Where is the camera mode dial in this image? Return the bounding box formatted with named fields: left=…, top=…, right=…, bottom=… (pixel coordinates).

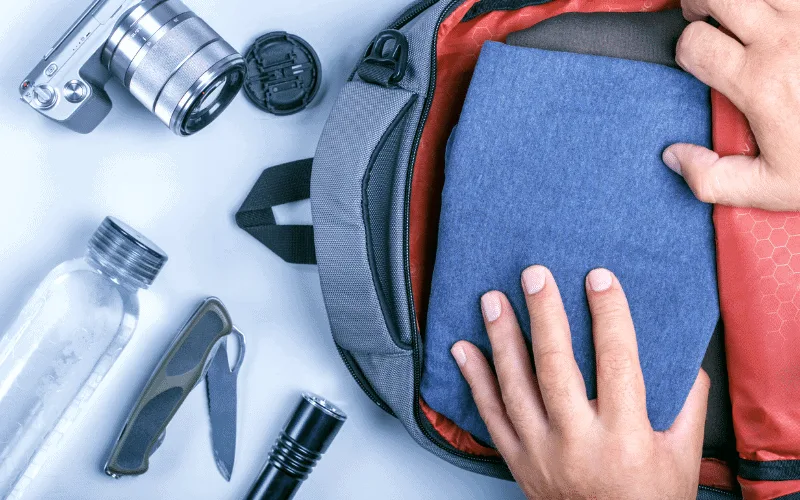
left=32, top=85, right=57, bottom=109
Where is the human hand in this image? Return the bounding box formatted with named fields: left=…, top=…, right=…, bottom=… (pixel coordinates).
left=450, top=266, right=710, bottom=500
left=662, top=0, right=800, bottom=211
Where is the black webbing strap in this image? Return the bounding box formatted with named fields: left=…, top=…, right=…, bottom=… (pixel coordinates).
left=739, top=458, right=800, bottom=482
left=236, top=158, right=316, bottom=265
left=357, top=64, right=398, bottom=87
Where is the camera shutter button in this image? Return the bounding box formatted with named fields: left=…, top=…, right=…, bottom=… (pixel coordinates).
left=32, top=85, right=57, bottom=109
left=64, top=80, right=87, bottom=103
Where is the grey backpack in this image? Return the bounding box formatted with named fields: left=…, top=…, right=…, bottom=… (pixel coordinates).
left=236, top=1, right=742, bottom=497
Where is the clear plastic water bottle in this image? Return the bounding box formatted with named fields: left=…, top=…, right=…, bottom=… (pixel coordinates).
left=0, top=217, right=167, bottom=499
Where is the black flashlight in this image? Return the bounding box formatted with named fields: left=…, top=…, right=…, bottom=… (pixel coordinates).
left=246, top=393, right=347, bottom=500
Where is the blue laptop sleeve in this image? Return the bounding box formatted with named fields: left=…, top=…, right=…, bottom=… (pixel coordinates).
left=421, top=42, right=719, bottom=445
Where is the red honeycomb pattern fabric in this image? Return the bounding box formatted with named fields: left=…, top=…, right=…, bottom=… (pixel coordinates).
left=734, top=210, right=800, bottom=329
left=713, top=91, right=800, bottom=499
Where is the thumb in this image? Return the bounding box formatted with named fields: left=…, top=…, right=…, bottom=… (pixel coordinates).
left=664, top=369, right=710, bottom=451
left=663, top=143, right=766, bottom=207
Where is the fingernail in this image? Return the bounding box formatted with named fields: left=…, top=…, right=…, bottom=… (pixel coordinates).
left=662, top=149, right=682, bottom=175
left=481, top=292, right=502, bottom=322
left=587, top=268, right=613, bottom=292
left=451, top=344, right=467, bottom=367
left=522, top=266, right=547, bottom=295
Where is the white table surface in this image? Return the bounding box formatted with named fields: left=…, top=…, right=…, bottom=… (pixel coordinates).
left=0, top=0, right=527, bottom=498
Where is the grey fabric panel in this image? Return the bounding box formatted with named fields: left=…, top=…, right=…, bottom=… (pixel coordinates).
left=506, top=10, right=688, bottom=69
left=343, top=2, right=451, bottom=351
left=381, top=0, right=457, bottom=346
left=364, top=101, right=414, bottom=348
left=367, top=3, right=455, bottom=352
left=311, top=0, right=451, bottom=353
left=311, top=0, right=515, bottom=479
left=343, top=0, right=456, bottom=350
left=311, top=81, right=414, bottom=355
left=353, top=350, right=512, bottom=479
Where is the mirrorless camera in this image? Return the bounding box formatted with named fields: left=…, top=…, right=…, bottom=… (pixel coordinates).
left=20, top=0, right=246, bottom=136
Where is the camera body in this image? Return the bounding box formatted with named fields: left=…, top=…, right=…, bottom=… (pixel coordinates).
left=20, top=0, right=246, bottom=136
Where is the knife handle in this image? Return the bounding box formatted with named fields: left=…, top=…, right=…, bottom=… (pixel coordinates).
left=105, top=297, right=233, bottom=478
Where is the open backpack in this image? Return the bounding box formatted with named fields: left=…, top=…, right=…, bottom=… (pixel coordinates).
left=235, top=1, right=800, bottom=498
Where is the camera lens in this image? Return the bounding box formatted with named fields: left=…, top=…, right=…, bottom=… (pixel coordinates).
left=102, top=0, right=245, bottom=136
left=177, top=63, right=244, bottom=135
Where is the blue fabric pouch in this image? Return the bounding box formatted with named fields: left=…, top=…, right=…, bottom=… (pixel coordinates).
left=420, top=42, right=719, bottom=445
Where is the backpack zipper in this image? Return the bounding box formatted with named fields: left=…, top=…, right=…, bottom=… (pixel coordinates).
left=335, top=1, right=441, bottom=420
left=400, top=0, right=506, bottom=466
left=389, top=0, right=444, bottom=30
left=343, top=0, right=497, bottom=460
left=335, top=343, right=396, bottom=416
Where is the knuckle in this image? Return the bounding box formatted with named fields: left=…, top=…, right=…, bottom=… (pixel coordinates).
left=534, top=346, right=569, bottom=380
left=773, top=28, right=795, bottom=52
left=606, top=440, right=649, bottom=473
left=535, top=352, right=574, bottom=396
left=502, top=390, right=531, bottom=422
left=678, top=22, right=739, bottom=77
left=691, top=145, right=721, bottom=166
left=747, top=74, right=784, bottom=111
left=559, top=460, right=586, bottom=487
left=506, top=401, right=530, bottom=422
left=556, top=428, right=579, bottom=454
left=680, top=0, right=704, bottom=22
left=487, top=334, right=513, bottom=359
left=558, top=419, right=590, bottom=447
left=467, top=376, right=498, bottom=408
left=591, top=295, right=628, bottom=319
left=474, top=397, right=505, bottom=424
left=531, top=296, right=566, bottom=323
left=675, top=22, right=704, bottom=65
left=596, top=344, right=636, bottom=379
left=689, top=172, right=718, bottom=204
left=557, top=433, right=594, bottom=480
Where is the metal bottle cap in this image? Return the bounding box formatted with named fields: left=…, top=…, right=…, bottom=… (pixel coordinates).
left=87, top=217, right=168, bottom=288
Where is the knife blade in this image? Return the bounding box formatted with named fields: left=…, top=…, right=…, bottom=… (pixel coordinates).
left=206, top=328, right=245, bottom=481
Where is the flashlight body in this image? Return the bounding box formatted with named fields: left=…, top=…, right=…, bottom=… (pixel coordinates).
left=246, top=394, right=346, bottom=500
left=246, top=463, right=301, bottom=500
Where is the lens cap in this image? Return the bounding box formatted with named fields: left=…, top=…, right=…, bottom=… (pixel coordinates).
left=243, top=32, right=321, bottom=116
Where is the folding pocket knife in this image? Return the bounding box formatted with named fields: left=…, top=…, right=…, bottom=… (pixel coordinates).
left=105, top=297, right=245, bottom=481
